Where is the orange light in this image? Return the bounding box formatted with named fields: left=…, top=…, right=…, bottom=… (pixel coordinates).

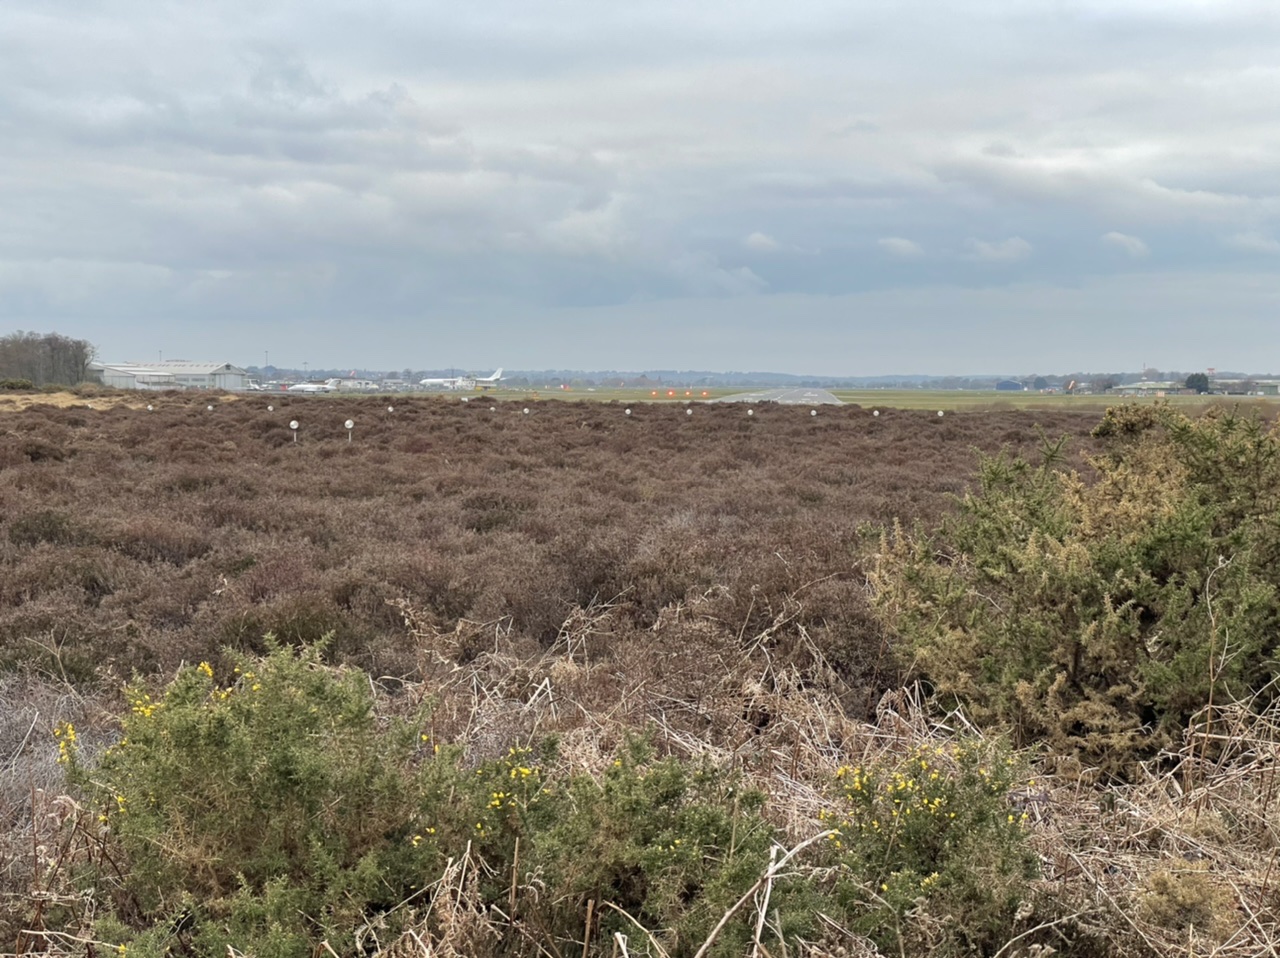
left=684, top=391, right=691, bottom=396
left=651, top=390, right=658, bottom=396
left=667, top=390, right=675, bottom=397
left=701, top=391, right=708, bottom=397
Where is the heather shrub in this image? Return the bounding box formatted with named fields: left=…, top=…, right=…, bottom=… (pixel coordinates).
left=107, top=518, right=212, bottom=565
left=873, top=405, right=1280, bottom=773
left=8, top=510, right=88, bottom=547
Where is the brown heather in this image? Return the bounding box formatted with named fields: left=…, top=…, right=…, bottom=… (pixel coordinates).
left=0, top=394, right=1099, bottom=686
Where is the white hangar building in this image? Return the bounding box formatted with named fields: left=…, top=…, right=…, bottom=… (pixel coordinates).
left=91, top=360, right=250, bottom=391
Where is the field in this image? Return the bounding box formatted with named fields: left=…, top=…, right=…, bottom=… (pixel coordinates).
left=2, top=391, right=1277, bottom=957
left=1, top=392, right=1095, bottom=683
left=394, top=384, right=1273, bottom=414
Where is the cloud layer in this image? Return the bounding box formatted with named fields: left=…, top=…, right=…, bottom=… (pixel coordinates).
left=3, top=1, right=1280, bottom=372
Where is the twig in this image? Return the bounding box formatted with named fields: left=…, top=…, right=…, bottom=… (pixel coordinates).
left=597, top=901, right=670, bottom=958
left=990, top=911, right=1087, bottom=958
left=692, top=831, right=834, bottom=958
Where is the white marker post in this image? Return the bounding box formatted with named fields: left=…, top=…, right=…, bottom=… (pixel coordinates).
left=625, top=408, right=631, bottom=416
left=938, top=410, right=944, bottom=418
left=811, top=409, right=817, bottom=417
left=345, top=418, right=354, bottom=442
left=267, top=405, right=274, bottom=412
left=387, top=406, right=395, bottom=414
left=873, top=410, right=879, bottom=417
left=289, top=419, right=299, bottom=443
left=747, top=409, right=754, bottom=417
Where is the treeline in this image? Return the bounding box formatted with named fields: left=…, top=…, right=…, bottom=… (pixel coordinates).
left=0, top=330, right=96, bottom=387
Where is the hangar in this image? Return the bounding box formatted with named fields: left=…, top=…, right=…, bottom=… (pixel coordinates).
left=91, top=360, right=250, bottom=391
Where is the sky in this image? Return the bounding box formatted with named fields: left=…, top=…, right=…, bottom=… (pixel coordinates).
left=3, top=0, right=1280, bottom=375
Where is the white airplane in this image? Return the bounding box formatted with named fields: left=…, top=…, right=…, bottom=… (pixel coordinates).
left=419, top=368, right=504, bottom=390
left=473, top=368, right=504, bottom=390
left=287, top=379, right=338, bottom=393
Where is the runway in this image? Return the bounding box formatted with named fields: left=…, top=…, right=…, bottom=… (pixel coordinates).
left=713, top=387, right=844, bottom=405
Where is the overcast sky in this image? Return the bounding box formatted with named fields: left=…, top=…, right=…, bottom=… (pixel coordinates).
left=4, top=1, right=1280, bottom=374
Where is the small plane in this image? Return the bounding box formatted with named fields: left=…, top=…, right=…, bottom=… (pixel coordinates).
left=286, top=379, right=339, bottom=393
left=419, top=368, right=504, bottom=391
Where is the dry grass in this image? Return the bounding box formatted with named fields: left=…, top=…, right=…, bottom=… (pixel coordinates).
left=8, top=590, right=1280, bottom=955
left=0, top=390, right=217, bottom=412
left=372, top=590, right=1280, bottom=957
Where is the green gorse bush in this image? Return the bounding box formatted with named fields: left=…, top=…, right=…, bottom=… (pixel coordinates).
left=70, top=643, right=437, bottom=957
left=823, top=738, right=1038, bottom=955
left=70, top=644, right=1031, bottom=957
left=873, top=404, right=1280, bottom=774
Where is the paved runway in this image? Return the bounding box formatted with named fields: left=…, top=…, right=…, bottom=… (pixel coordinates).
left=714, top=388, right=844, bottom=405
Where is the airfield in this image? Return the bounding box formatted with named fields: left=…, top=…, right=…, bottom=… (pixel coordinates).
left=421, top=384, right=1274, bottom=413
left=5, top=384, right=1272, bottom=419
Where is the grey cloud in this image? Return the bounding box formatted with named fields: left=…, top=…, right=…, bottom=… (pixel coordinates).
left=5, top=0, right=1280, bottom=370
left=878, top=238, right=924, bottom=258
left=743, top=232, right=780, bottom=252
left=1223, top=231, right=1280, bottom=255
left=1100, top=231, right=1150, bottom=257
left=964, top=237, right=1033, bottom=263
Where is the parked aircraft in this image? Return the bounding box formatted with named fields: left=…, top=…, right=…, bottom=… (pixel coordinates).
left=473, top=368, right=504, bottom=390
left=287, top=379, right=338, bottom=393
left=419, top=368, right=504, bottom=390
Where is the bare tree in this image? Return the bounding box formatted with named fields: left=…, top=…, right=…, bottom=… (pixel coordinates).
left=0, top=331, right=97, bottom=386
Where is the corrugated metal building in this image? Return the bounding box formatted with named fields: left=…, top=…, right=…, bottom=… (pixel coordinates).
left=91, top=361, right=250, bottom=391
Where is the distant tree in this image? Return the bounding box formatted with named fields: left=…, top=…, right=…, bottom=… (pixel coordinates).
left=1091, top=376, right=1119, bottom=393
left=0, top=331, right=96, bottom=387
left=1032, top=376, right=1049, bottom=391
left=1184, top=372, right=1210, bottom=394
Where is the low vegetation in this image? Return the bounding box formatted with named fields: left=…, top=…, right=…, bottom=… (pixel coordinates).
left=2, top=393, right=1278, bottom=956
left=875, top=404, right=1280, bottom=775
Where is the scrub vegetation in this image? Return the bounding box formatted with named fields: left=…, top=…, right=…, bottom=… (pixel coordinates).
left=1, top=392, right=1277, bottom=956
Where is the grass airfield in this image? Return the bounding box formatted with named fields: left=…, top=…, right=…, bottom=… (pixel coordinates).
left=6, top=386, right=1272, bottom=418
left=467, top=385, right=1273, bottom=413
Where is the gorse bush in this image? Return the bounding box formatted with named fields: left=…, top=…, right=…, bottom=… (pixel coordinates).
left=64, top=645, right=897, bottom=957
left=68, top=642, right=437, bottom=957
left=873, top=405, right=1280, bottom=774
left=524, top=742, right=823, bottom=958
left=822, top=739, right=1038, bottom=956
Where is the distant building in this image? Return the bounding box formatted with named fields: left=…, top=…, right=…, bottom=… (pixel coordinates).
left=995, top=380, right=1026, bottom=391
left=90, top=362, right=176, bottom=390
left=1215, top=380, right=1280, bottom=396
left=90, top=360, right=250, bottom=391
left=1112, top=381, right=1178, bottom=397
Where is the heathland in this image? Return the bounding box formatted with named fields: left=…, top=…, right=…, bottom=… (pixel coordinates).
left=2, top=390, right=1278, bottom=957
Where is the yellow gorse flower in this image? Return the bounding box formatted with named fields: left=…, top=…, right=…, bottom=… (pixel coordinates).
left=54, top=722, right=77, bottom=764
